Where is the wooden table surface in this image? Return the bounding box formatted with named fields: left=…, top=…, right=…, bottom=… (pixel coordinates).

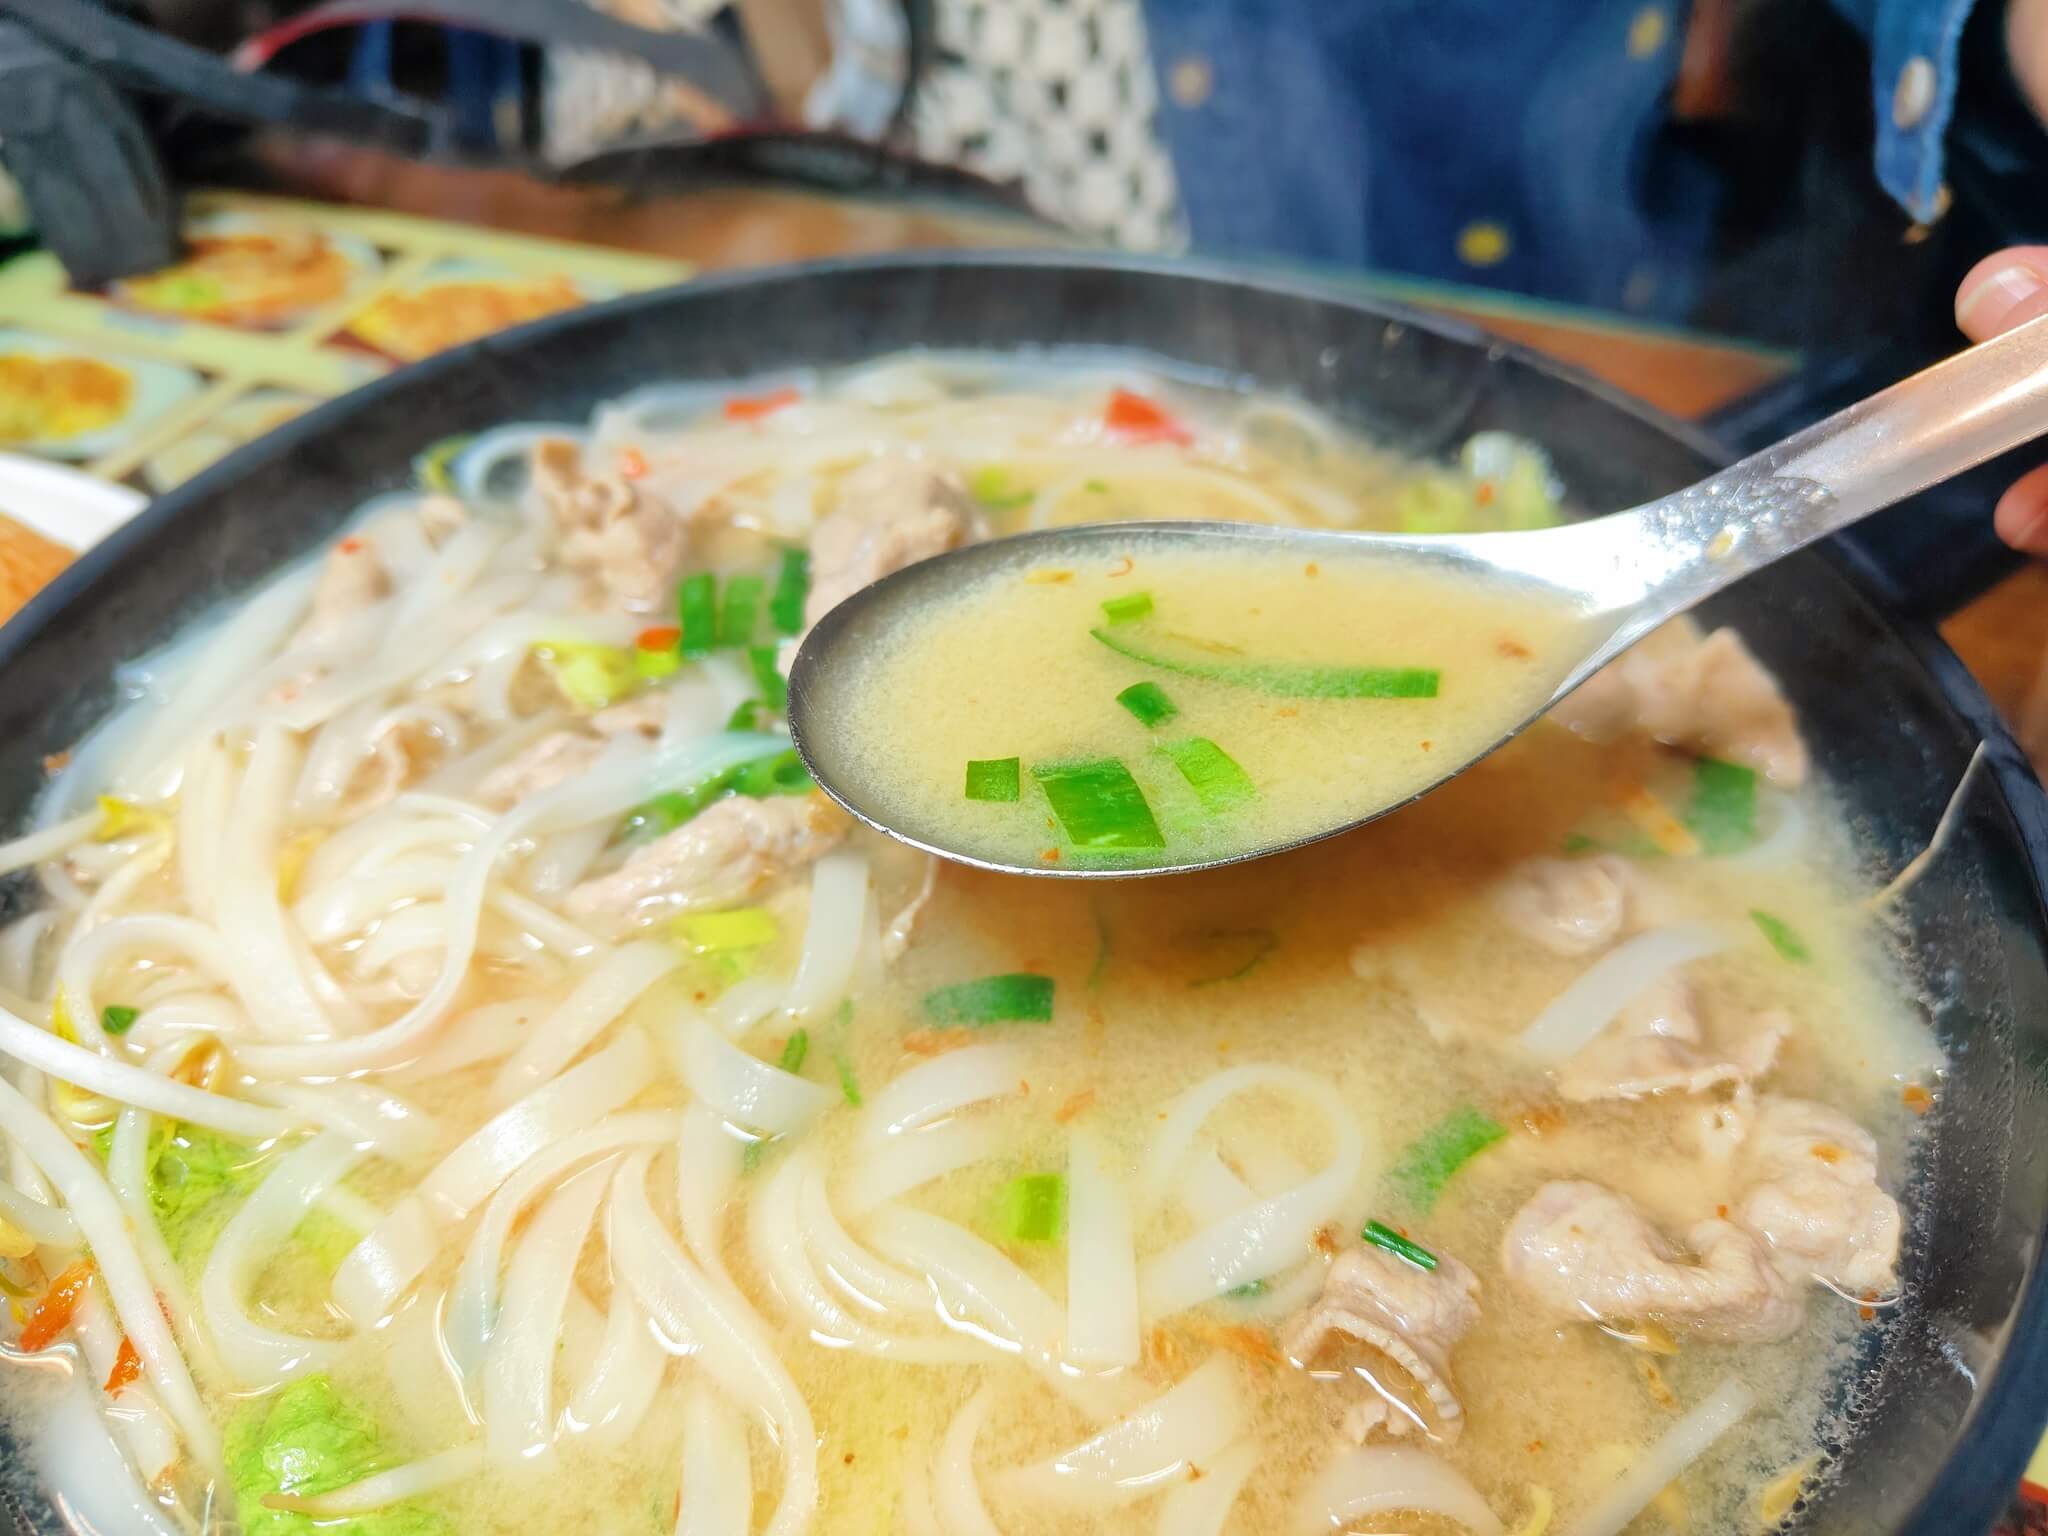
left=101, top=147, right=2048, bottom=768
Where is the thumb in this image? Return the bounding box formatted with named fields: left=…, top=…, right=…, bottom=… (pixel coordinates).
left=1957, top=246, right=2048, bottom=340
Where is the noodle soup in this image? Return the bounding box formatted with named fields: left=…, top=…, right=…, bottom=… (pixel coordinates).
left=0, top=360, right=1935, bottom=1536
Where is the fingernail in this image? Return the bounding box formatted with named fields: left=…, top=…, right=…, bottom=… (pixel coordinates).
left=1960, top=263, right=2048, bottom=331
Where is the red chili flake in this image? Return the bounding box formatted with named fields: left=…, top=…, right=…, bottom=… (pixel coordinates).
left=1103, top=388, right=1192, bottom=445
left=1474, top=480, right=1498, bottom=506
left=105, top=1334, right=142, bottom=1393
left=618, top=447, right=648, bottom=479
left=1042, top=847, right=1062, bottom=862
left=1107, top=555, right=1135, bottom=578
left=336, top=537, right=363, bottom=554
left=724, top=388, right=800, bottom=422
left=637, top=625, right=681, bottom=651
left=1902, top=1083, right=1933, bottom=1115
left=1497, top=637, right=1532, bottom=658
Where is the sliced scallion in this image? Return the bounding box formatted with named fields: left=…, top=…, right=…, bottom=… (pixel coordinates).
left=994, top=1173, right=1067, bottom=1242
left=834, top=1051, right=862, bottom=1106
left=769, top=547, right=810, bottom=635
left=1030, top=758, right=1164, bottom=849
left=100, top=1005, right=138, bottom=1036
left=1115, top=681, right=1177, bottom=729
left=677, top=573, right=718, bottom=657
left=674, top=908, right=778, bottom=953
left=747, top=644, right=788, bottom=711
left=1750, top=909, right=1809, bottom=962
left=964, top=757, right=1021, bottom=802
left=776, top=1029, right=809, bottom=1075
left=1388, top=1105, right=1507, bottom=1213
left=1100, top=591, right=1154, bottom=624
left=1157, top=737, right=1255, bottom=813
left=923, top=973, right=1054, bottom=1025
left=1687, top=758, right=1757, bottom=854
left=719, top=574, right=766, bottom=647
left=968, top=465, right=1033, bottom=511
left=1362, top=1219, right=1438, bottom=1271
left=1091, top=628, right=1438, bottom=699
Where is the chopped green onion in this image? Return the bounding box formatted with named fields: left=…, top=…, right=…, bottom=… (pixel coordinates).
left=742, top=1136, right=773, bottom=1174
left=1362, top=1219, right=1438, bottom=1271
left=747, top=644, right=788, bottom=712
left=1750, top=909, right=1810, bottom=963
left=677, top=573, right=719, bottom=657
left=994, top=1173, right=1067, bottom=1242
left=725, top=699, right=767, bottom=732
left=1561, top=831, right=1602, bottom=856
left=1091, top=628, right=1439, bottom=699
left=414, top=433, right=471, bottom=493
left=1225, top=1279, right=1268, bottom=1298
left=776, top=1029, right=809, bottom=1075
left=625, top=749, right=813, bottom=838
left=1157, top=737, right=1256, bottom=813
left=1030, top=758, right=1165, bottom=849
left=923, top=973, right=1055, bottom=1025
left=1388, top=1106, right=1508, bottom=1213
left=1100, top=591, right=1154, bottom=624
left=535, top=641, right=638, bottom=710
left=834, top=1050, right=862, bottom=1106
left=719, top=575, right=766, bottom=647
left=968, top=465, right=1033, bottom=511
left=1188, top=928, right=1276, bottom=987
left=1115, top=681, right=1178, bottom=729
left=1084, top=478, right=1109, bottom=493
left=1394, top=474, right=1476, bottom=534
left=769, top=547, right=810, bottom=635
left=964, top=758, right=1021, bottom=802
left=1687, top=758, right=1757, bottom=854
left=100, top=1005, right=138, bottom=1036
left=674, top=908, right=778, bottom=953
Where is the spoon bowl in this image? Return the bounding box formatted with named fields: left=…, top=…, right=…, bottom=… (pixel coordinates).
left=789, top=311, right=2048, bottom=877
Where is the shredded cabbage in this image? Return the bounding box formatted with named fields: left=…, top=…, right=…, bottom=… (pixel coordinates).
left=225, top=1374, right=451, bottom=1536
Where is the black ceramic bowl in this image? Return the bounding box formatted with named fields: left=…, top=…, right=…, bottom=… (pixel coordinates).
left=1, top=254, right=2044, bottom=1534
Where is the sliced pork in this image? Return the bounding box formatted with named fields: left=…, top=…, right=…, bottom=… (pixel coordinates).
left=1286, top=1242, right=1482, bottom=1443
left=566, top=793, right=847, bottom=923
left=1556, top=982, right=1788, bottom=1103
left=802, top=456, right=984, bottom=629
left=1736, top=1096, right=1901, bottom=1297
left=534, top=438, right=686, bottom=612
left=1493, top=855, right=1631, bottom=957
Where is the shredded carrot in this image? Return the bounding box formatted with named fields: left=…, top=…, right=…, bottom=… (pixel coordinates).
left=1195, top=1320, right=1283, bottom=1368
left=1497, top=636, right=1532, bottom=658
left=1811, top=1143, right=1844, bottom=1165
left=618, top=447, right=648, bottom=479
left=1024, top=569, right=1074, bottom=584
left=1902, top=1083, right=1933, bottom=1115
left=636, top=625, right=681, bottom=651
left=1103, top=388, right=1192, bottom=445
left=1054, top=1089, right=1096, bottom=1124
left=20, top=1260, right=93, bottom=1352
left=1475, top=480, right=1498, bottom=506
left=42, top=751, right=71, bottom=775
left=1619, top=786, right=1702, bottom=857
left=1106, top=556, right=1134, bottom=578
left=901, top=1028, right=975, bottom=1057
left=1311, top=1225, right=1339, bottom=1258
left=105, top=1334, right=141, bottom=1393
left=1715, top=1203, right=1729, bottom=1219
left=724, top=387, right=800, bottom=422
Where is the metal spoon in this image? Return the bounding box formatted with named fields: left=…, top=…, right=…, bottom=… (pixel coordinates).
left=789, top=311, right=2048, bottom=877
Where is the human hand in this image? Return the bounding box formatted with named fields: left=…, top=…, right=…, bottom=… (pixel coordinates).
left=1957, top=247, right=2048, bottom=555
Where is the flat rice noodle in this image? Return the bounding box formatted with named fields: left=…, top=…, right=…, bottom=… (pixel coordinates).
left=487, top=886, right=599, bottom=957
left=493, top=941, right=679, bottom=1103
left=294, top=858, right=460, bottom=942
left=252, top=1078, right=442, bottom=1160
left=932, top=1386, right=1004, bottom=1536
left=1001, top=1355, right=1246, bottom=1509
left=842, top=1117, right=1004, bottom=1218
left=1136, top=1066, right=1370, bottom=1315
left=1563, top=1376, right=1753, bottom=1536
left=567, top=1288, right=666, bottom=1445
left=1294, top=1444, right=1504, bottom=1536
left=709, top=975, right=785, bottom=1040
left=1156, top=1439, right=1257, bottom=1536
left=0, top=813, right=97, bottom=879
left=863, top=1044, right=1029, bottom=1142
left=235, top=732, right=784, bottom=1075
left=202, top=1132, right=369, bottom=1386
left=58, top=914, right=239, bottom=1052
left=1515, top=923, right=1728, bottom=1064
left=0, top=1174, right=77, bottom=1246
left=335, top=1031, right=654, bottom=1323
left=75, top=1288, right=180, bottom=1485
left=484, top=1161, right=612, bottom=1464
left=0, top=1076, right=216, bottom=1469
left=36, top=1372, right=186, bottom=1536
left=781, top=849, right=870, bottom=1018
left=0, top=1003, right=295, bottom=1140
left=862, top=1205, right=1065, bottom=1363
left=608, top=1154, right=818, bottom=1536
left=108, top=1104, right=220, bottom=1380
left=676, top=1380, right=754, bottom=1536
left=675, top=1107, right=744, bottom=1292
left=445, top=1109, right=681, bottom=1375
left=1065, top=1128, right=1139, bottom=1368
left=293, top=1445, right=487, bottom=1515
left=669, top=1017, right=831, bottom=1138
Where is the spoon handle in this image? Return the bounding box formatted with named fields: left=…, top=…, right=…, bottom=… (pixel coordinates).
left=1624, top=310, right=2048, bottom=621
